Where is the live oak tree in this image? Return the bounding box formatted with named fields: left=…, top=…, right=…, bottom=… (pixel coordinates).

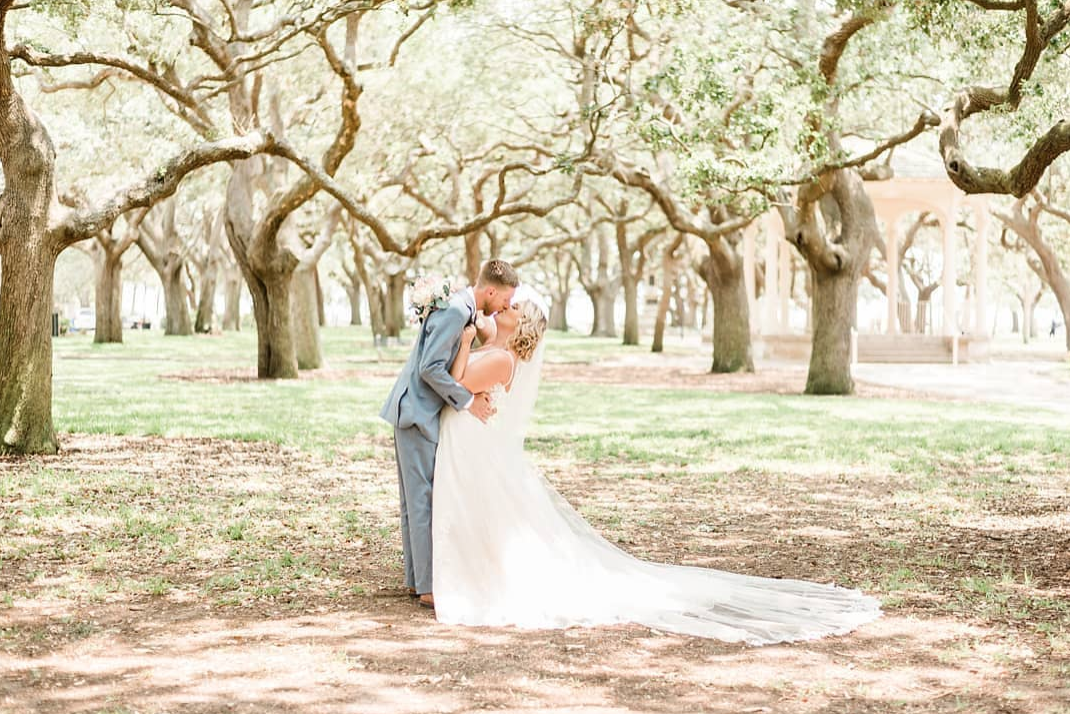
left=137, top=198, right=196, bottom=336
left=596, top=5, right=770, bottom=372
left=751, top=2, right=940, bottom=393
left=596, top=195, right=663, bottom=345
left=997, top=233, right=1046, bottom=342
left=89, top=209, right=148, bottom=343
left=993, top=184, right=1070, bottom=351
left=18, top=1, right=443, bottom=377
left=575, top=222, right=622, bottom=338
left=609, top=153, right=756, bottom=370
left=651, top=233, right=686, bottom=353
left=333, top=234, right=365, bottom=327
left=176, top=1, right=369, bottom=378
left=190, top=206, right=227, bottom=334
left=290, top=204, right=342, bottom=369
left=0, top=0, right=278, bottom=454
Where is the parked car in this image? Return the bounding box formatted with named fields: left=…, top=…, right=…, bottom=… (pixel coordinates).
left=70, top=309, right=96, bottom=333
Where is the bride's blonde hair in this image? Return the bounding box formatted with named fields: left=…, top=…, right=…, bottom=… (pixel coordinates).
left=507, top=300, right=547, bottom=362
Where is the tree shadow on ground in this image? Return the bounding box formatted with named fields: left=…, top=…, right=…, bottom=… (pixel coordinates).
left=4, top=596, right=1066, bottom=714
left=2, top=432, right=1068, bottom=713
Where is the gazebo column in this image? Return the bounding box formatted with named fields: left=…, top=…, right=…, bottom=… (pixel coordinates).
left=778, top=237, right=791, bottom=331
left=763, top=213, right=780, bottom=334
left=942, top=200, right=960, bottom=336
left=743, top=221, right=757, bottom=332
left=974, top=202, right=989, bottom=336
left=886, top=217, right=900, bottom=335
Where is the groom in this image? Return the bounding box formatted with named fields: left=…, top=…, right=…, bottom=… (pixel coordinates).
left=380, top=259, right=519, bottom=609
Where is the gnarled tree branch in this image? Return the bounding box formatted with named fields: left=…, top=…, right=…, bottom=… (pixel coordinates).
left=57, top=131, right=277, bottom=246
left=939, top=0, right=1070, bottom=195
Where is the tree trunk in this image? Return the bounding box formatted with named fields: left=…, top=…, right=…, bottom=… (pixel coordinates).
left=384, top=272, right=406, bottom=339
left=250, top=276, right=298, bottom=378
left=94, top=249, right=124, bottom=343
left=651, top=281, right=673, bottom=352
left=162, top=263, right=193, bottom=336
left=651, top=241, right=681, bottom=354
left=549, top=296, right=568, bottom=332
left=464, top=232, right=481, bottom=285
left=314, top=267, right=326, bottom=328
left=621, top=274, right=640, bottom=345
left=194, top=260, right=218, bottom=334
left=346, top=281, right=363, bottom=326
left=1056, top=287, right=1070, bottom=352
left=353, top=251, right=385, bottom=340
left=1023, top=290, right=1043, bottom=343
left=586, top=287, right=601, bottom=336
left=1011, top=309, right=1020, bottom=334
left=697, top=242, right=754, bottom=372
left=0, top=59, right=60, bottom=453
left=589, top=287, right=617, bottom=337
left=583, top=228, right=618, bottom=338
left=547, top=253, right=571, bottom=332
left=0, top=240, right=60, bottom=455
left=898, top=298, right=912, bottom=334
left=1025, top=236, right=1070, bottom=351
left=789, top=167, right=875, bottom=396
left=1022, top=298, right=1032, bottom=344
left=292, top=266, right=323, bottom=370
left=366, top=280, right=386, bottom=340
left=685, top=273, right=703, bottom=329
left=138, top=202, right=195, bottom=338
left=223, top=267, right=242, bottom=331
left=709, top=269, right=753, bottom=373
left=807, top=269, right=858, bottom=394
left=224, top=160, right=299, bottom=378
left=671, top=277, right=687, bottom=327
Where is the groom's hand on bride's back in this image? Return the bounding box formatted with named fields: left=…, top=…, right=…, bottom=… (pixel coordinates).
left=469, top=392, right=496, bottom=423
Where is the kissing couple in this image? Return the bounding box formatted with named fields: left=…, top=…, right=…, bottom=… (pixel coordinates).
left=381, top=259, right=882, bottom=645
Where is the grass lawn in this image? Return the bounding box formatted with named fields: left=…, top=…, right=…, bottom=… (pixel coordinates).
left=2, top=327, right=1068, bottom=713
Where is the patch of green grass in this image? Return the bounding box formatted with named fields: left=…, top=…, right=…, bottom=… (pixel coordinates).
left=52, top=328, right=1070, bottom=480
left=221, top=519, right=251, bottom=542
left=52, top=328, right=397, bottom=454
left=136, top=576, right=173, bottom=596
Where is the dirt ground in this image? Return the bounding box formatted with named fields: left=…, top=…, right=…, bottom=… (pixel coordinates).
left=2, top=368, right=1068, bottom=714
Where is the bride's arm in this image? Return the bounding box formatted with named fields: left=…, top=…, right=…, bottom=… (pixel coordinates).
left=458, top=351, right=512, bottom=394
left=449, top=324, right=479, bottom=382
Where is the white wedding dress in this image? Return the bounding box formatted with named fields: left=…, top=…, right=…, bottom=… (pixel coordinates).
left=432, top=346, right=881, bottom=645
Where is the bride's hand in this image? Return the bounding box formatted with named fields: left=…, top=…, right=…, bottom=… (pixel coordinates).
left=462, top=324, right=478, bottom=345
left=469, top=392, right=495, bottom=423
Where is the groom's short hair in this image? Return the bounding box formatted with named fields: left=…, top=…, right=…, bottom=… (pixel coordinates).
left=478, top=259, right=519, bottom=288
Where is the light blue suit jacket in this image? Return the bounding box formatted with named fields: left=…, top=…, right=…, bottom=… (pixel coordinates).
left=379, top=291, right=475, bottom=443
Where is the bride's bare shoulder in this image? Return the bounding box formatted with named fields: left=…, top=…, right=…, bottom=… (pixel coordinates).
left=476, top=349, right=512, bottom=370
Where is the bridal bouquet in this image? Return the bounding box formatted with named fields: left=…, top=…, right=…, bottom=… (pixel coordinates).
left=409, top=274, right=455, bottom=323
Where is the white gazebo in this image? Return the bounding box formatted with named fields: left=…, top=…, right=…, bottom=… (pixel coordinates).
left=746, top=152, right=994, bottom=363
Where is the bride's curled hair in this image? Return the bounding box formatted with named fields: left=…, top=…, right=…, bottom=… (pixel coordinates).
left=507, top=300, right=547, bottom=362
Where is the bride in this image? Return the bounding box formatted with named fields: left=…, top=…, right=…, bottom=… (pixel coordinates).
left=431, top=295, right=881, bottom=645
